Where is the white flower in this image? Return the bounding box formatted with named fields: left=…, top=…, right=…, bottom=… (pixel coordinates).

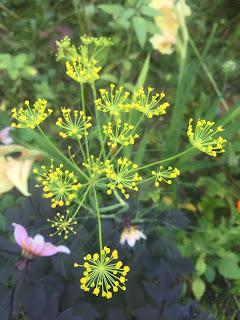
left=120, top=226, right=147, bottom=247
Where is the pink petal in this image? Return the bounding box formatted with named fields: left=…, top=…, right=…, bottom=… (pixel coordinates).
left=0, top=127, right=13, bottom=145
left=12, top=223, right=30, bottom=248
left=31, top=235, right=45, bottom=255
left=40, top=242, right=70, bottom=256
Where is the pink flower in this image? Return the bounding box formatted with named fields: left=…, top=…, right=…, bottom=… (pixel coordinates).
left=0, top=127, right=13, bottom=145
left=12, top=223, right=70, bottom=259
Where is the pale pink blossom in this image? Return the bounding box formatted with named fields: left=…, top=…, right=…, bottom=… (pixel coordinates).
left=120, top=226, right=147, bottom=247
left=0, top=127, right=13, bottom=145
left=12, top=223, right=70, bottom=259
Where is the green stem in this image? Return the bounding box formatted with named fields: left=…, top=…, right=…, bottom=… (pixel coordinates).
left=91, top=83, right=106, bottom=159
left=189, top=36, right=229, bottom=111
left=135, top=146, right=194, bottom=172
left=93, top=186, right=103, bottom=252
left=37, top=126, right=88, bottom=180
left=110, top=113, right=145, bottom=162
left=72, top=186, right=90, bottom=219
left=80, top=84, right=90, bottom=160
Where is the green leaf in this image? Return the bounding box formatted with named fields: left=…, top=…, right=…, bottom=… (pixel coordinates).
left=192, top=277, right=206, bottom=300
left=14, top=53, right=28, bottom=68
left=196, top=256, right=207, bottom=275
left=132, top=16, right=147, bottom=48
left=218, top=257, right=240, bottom=280
left=98, top=4, right=124, bottom=16
left=135, top=53, right=150, bottom=89
left=205, top=265, right=216, bottom=283
left=0, top=53, right=12, bottom=69
left=140, top=5, right=158, bottom=17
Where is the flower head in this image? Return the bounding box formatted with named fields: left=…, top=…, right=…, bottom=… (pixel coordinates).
left=74, top=247, right=130, bottom=299
left=105, top=157, right=142, bottom=199
left=11, top=99, right=53, bottom=129
left=103, top=120, right=138, bottom=149
left=152, top=166, right=180, bottom=186
left=150, top=34, right=176, bottom=55
left=95, top=84, right=131, bottom=117
left=47, top=211, right=77, bottom=239
left=56, top=36, right=77, bottom=61
left=82, top=155, right=104, bottom=178
left=187, top=119, right=226, bottom=157
left=0, top=127, right=13, bottom=145
left=33, top=160, right=81, bottom=208
left=12, top=223, right=70, bottom=259
left=66, top=55, right=101, bottom=84
left=80, top=35, right=113, bottom=47
left=120, top=226, right=147, bottom=247
left=132, top=87, right=170, bottom=118
left=56, top=108, right=92, bottom=139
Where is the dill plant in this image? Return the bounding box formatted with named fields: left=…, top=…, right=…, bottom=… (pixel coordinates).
left=10, top=35, right=227, bottom=299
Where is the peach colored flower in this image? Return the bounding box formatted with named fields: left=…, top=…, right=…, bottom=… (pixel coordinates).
left=150, top=34, right=176, bottom=55
left=12, top=223, right=70, bottom=259
left=120, top=226, right=147, bottom=247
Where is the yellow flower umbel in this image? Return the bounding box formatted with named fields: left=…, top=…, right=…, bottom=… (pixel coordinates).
left=187, top=119, right=226, bottom=157
left=11, top=99, right=53, bottom=129
left=152, top=166, right=180, bottom=186
left=132, top=87, right=170, bottom=118
left=103, top=120, right=139, bottom=148
left=33, top=161, right=81, bottom=208
left=95, top=84, right=131, bottom=117
left=56, top=36, right=77, bottom=61
left=82, top=155, right=105, bottom=178
left=47, top=211, right=77, bottom=239
left=56, top=108, right=92, bottom=139
left=105, top=157, right=142, bottom=198
left=66, top=54, right=101, bottom=84
left=74, top=247, right=130, bottom=299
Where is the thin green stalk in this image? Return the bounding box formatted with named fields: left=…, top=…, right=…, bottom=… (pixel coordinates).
left=110, top=113, right=145, bottom=162
left=91, top=83, right=106, bottom=159
left=37, top=126, right=89, bottom=180
left=72, top=186, right=90, bottom=219
left=80, top=84, right=90, bottom=160
left=134, top=146, right=194, bottom=172
left=189, top=36, right=229, bottom=111
left=93, top=186, right=103, bottom=252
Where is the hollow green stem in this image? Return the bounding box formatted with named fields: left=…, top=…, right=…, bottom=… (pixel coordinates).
left=135, top=146, right=194, bottom=172
left=72, top=186, right=90, bottom=219
left=93, top=185, right=103, bottom=252
left=37, top=126, right=89, bottom=180
left=91, top=83, right=106, bottom=159
left=189, top=36, right=229, bottom=111
left=80, top=84, right=90, bottom=160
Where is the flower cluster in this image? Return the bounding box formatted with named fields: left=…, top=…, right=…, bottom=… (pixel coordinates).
left=74, top=247, right=130, bottom=299
left=105, top=158, right=142, bottom=198
left=82, top=155, right=105, bottom=178
left=47, top=211, right=77, bottom=239
left=150, top=0, right=191, bottom=55
left=66, top=55, right=101, bottom=84
left=56, top=108, right=92, bottom=139
left=33, top=161, right=81, bottom=208
left=133, top=87, right=170, bottom=118
left=80, top=35, right=113, bottom=47
left=56, top=36, right=77, bottom=61
left=11, top=99, right=53, bottom=129
left=152, top=166, right=180, bottom=186
left=187, top=119, right=226, bottom=157
left=95, top=84, right=131, bottom=117
left=57, top=36, right=112, bottom=84
left=103, top=120, right=139, bottom=148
